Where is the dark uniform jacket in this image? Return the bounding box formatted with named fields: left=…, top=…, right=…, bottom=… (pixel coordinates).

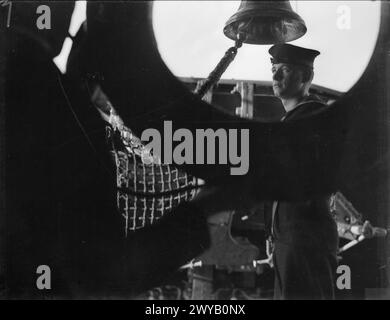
left=265, top=96, right=339, bottom=253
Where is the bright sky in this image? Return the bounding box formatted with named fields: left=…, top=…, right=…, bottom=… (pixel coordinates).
left=53, top=1, right=87, bottom=73
left=153, top=1, right=381, bottom=92
left=54, top=1, right=381, bottom=93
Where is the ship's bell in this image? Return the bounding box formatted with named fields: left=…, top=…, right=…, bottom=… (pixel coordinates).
left=224, top=1, right=307, bottom=44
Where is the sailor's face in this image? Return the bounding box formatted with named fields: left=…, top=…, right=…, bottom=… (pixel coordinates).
left=271, top=63, right=304, bottom=99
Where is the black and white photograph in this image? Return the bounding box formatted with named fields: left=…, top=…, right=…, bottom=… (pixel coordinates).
left=1, top=0, right=390, bottom=304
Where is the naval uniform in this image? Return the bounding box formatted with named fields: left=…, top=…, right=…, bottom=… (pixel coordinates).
left=265, top=96, right=339, bottom=300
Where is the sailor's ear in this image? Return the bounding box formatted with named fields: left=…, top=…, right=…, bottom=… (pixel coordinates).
left=301, top=67, right=314, bottom=83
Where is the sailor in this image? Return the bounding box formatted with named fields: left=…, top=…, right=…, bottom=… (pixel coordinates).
left=266, top=43, right=339, bottom=299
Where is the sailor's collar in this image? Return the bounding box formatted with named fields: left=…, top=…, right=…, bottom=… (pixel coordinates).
left=281, top=95, right=324, bottom=121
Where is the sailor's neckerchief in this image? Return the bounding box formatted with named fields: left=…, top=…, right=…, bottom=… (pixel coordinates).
left=280, top=94, right=325, bottom=122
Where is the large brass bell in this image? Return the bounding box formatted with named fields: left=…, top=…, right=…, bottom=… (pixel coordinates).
left=196, top=1, right=307, bottom=98
left=224, top=1, right=307, bottom=44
